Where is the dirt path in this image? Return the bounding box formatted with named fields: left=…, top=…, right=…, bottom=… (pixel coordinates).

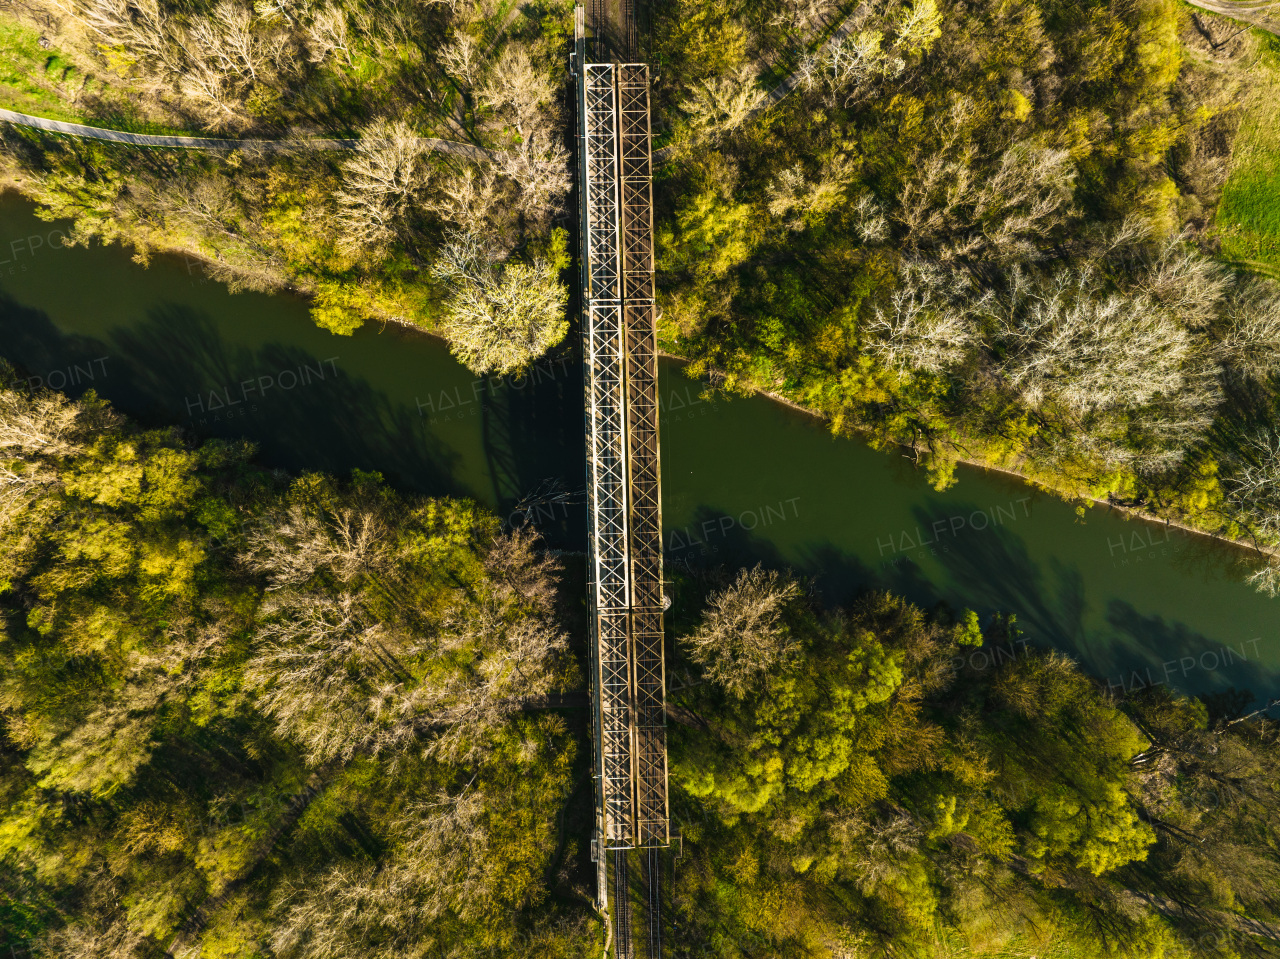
left=1185, top=0, right=1280, bottom=34
left=0, top=107, right=490, bottom=159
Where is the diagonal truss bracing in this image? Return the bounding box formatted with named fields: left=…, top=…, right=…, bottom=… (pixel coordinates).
left=617, top=64, right=667, bottom=850
left=578, top=57, right=668, bottom=858
left=582, top=62, right=635, bottom=848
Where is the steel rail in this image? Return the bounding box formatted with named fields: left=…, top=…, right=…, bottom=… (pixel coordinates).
left=645, top=848, right=663, bottom=959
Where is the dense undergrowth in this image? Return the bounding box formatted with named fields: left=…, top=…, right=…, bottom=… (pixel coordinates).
left=0, top=362, right=593, bottom=958
left=663, top=566, right=1280, bottom=957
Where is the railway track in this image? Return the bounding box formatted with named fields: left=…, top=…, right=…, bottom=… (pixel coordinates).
left=614, top=851, right=633, bottom=959
left=575, top=7, right=665, bottom=956
left=586, top=0, right=638, bottom=60
left=644, top=848, right=663, bottom=959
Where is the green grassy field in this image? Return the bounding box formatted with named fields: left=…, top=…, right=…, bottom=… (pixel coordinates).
left=1216, top=30, right=1280, bottom=277
left=0, top=16, right=93, bottom=121
left=0, top=15, right=205, bottom=136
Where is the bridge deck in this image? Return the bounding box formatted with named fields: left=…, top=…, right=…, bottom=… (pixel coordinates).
left=577, top=27, right=668, bottom=861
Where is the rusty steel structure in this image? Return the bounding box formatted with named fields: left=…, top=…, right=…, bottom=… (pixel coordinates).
left=574, top=5, right=667, bottom=954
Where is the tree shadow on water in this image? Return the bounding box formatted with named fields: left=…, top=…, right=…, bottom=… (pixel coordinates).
left=910, top=500, right=1275, bottom=699
left=906, top=501, right=1088, bottom=650
left=0, top=296, right=468, bottom=497
left=111, top=305, right=466, bottom=494
left=0, top=293, right=118, bottom=397
left=480, top=345, right=587, bottom=548
left=1104, top=600, right=1279, bottom=702
left=666, top=504, right=790, bottom=576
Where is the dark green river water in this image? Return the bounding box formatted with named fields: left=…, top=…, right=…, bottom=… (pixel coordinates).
left=0, top=192, right=1275, bottom=702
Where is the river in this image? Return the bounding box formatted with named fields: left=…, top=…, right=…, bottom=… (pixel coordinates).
left=0, top=191, right=1275, bottom=703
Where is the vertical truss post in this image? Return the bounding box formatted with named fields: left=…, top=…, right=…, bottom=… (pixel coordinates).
left=581, top=61, right=636, bottom=850
left=617, top=63, right=667, bottom=849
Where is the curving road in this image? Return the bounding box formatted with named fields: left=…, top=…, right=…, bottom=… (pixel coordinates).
left=0, top=107, right=490, bottom=159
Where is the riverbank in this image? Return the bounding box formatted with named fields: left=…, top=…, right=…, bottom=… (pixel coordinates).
left=0, top=169, right=1272, bottom=584
left=655, top=349, right=1276, bottom=571
left=2, top=188, right=1276, bottom=707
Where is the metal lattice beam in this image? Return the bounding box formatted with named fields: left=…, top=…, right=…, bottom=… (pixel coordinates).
left=617, top=64, right=667, bottom=850
left=579, top=55, right=666, bottom=855
left=581, top=63, right=636, bottom=848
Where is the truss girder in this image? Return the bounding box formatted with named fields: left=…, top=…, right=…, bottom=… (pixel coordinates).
left=617, top=65, right=667, bottom=848
left=583, top=65, right=622, bottom=302
left=582, top=63, right=636, bottom=847
left=580, top=60, right=667, bottom=852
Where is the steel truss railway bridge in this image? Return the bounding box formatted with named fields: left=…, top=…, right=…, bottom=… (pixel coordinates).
left=573, top=4, right=668, bottom=956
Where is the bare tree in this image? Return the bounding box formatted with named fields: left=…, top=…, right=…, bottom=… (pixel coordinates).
left=679, top=64, right=767, bottom=142
left=1136, top=240, right=1230, bottom=330
left=993, top=268, right=1195, bottom=417
left=0, top=377, right=113, bottom=554
left=303, top=5, right=352, bottom=66
left=1248, top=559, right=1280, bottom=598
left=428, top=165, right=512, bottom=246
left=440, top=32, right=482, bottom=87
left=477, top=47, right=555, bottom=143
left=1217, top=283, right=1280, bottom=382
left=1226, top=430, right=1280, bottom=541
left=850, top=193, right=890, bottom=244
left=432, top=230, right=568, bottom=375
left=241, top=516, right=568, bottom=765
left=55, top=0, right=182, bottom=73
left=769, top=0, right=841, bottom=33
left=767, top=155, right=858, bottom=231
left=683, top=565, right=802, bottom=698
left=799, top=27, right=904, bottom=106
left=0, top=380, right=100, bottom=460
left=243, top=590, right=410, bottom=764
left=893, top=0, right=942, bottom=54
left=270, top=790, right=490, bottom=958
left=852, top=810, right=924, bottom=893
left=896, top=138, right=1075, bottom=264
left=415, top=528, right=568, bottom=761
left=209, top=1, right=267, bottom=80
left=39, top=916, right=149, bottom=959
left=491, top=141, right=571, bottom=228
left=1220, top=429, right=1280, bottom=595
left=177, top=56, right=242, bottom=128
left=864, top=261, right=984, bottom=375
left=476, top=47, right=569, bottom=225
left=269, top=771, right=560, bottom=958
left=334, top=120, right=430, bottom=255
left=421, top=607, right=567, bottom=761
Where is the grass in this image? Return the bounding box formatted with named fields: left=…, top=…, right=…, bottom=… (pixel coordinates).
left=0, top=14, right=214, bottom=137
left=1215, top=29, right=1280, bottom=275
left=0, top=17, right=94, bottom=122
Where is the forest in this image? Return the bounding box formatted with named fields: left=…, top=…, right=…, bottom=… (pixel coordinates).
left=0, top=0, right=574, bottom=371
left=2, top=373, right=1279, bottom=957
left=1, top=0, right=1280, bottom=954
